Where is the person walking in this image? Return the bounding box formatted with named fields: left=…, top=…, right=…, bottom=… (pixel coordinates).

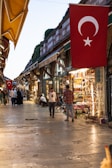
left=10, top=88, right=17, bottom=106
left=63, top=85, right=74, bottom=122
left=2, top=89, right=8, bottom=105
left=48, top=88, right=57, bottom=118
left=17, top=88, right=22, bottom=105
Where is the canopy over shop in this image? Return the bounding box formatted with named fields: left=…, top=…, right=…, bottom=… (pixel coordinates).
left=0, top=0, right=29, bottom=81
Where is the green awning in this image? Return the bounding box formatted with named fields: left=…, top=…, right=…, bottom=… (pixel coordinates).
left=108, top=12, right=112, bottom=26
left=64, top=42, right=70, bottom=51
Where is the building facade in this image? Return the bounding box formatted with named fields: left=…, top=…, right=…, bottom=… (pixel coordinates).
left=15, top=0, right=112, bottom=121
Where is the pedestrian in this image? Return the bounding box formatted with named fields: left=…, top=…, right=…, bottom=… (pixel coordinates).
left=20, top=89, right=24, bottom=104
left=48, top=88, right=57, bottom=118
left=2, top=89, right=8, bottom=105
left=17, top=88, right=22, bottom=105
left=10, top=88, right=17, bottom=106
left=63, top=85, right=74, bottom=122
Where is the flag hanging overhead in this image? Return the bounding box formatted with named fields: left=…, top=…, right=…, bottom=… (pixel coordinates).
left=69, top=4, right=109, bottom=68
left=6, top=80, right=12, bottom=90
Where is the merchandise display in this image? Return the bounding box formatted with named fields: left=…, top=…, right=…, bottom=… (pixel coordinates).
left=69, top=68, right=104, bottom=117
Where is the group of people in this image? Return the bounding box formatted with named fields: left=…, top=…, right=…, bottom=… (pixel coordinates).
left=0, top=87, right=24, bottom=106
left=40, top=85, right=74, bottom=121
left=9, top=88, right=23, bottom=106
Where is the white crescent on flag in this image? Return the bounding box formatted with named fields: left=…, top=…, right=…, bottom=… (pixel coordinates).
left=78, top=16, right=99, bottom=37
left=78, top=16, right=99, bottom=46
left=6, top=80, right=12, bottom=90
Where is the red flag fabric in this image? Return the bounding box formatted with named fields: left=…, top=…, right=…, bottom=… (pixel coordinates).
left=6, top=80, right=12, bottom=90
left=69, top=4, right=109, bottom=68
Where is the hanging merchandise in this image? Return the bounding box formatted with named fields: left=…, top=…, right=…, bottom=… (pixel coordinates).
left=69, top=68, right=104, bottom=118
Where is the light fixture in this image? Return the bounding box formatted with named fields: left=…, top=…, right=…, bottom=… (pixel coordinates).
left=65, top=80, right=69, bottom=85
left=69, top=68, right=89, bottom=74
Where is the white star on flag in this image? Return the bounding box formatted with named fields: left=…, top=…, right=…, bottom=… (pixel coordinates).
left=83, top=36, right=92, bottom=46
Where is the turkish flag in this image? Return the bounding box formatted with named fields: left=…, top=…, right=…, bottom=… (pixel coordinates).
left=69, top=4, right=109, bottom=68
left=6, top=80, right=12, bottom=90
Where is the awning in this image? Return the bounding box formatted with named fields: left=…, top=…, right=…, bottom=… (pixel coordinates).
left=39, top=51, right=59, bottom=69
left=23, top=62, right=38, bottom=73
left=1, top=0, right=29, bottom=46
left=108, top=11, right=112, bottom=26
left=63, top=40, right=70, bottom=52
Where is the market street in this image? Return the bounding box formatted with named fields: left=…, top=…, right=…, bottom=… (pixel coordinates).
left=0, top=100, right=112, bottom=168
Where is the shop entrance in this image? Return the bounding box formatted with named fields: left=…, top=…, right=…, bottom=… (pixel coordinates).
left=69, top=68, right=105, bottom=118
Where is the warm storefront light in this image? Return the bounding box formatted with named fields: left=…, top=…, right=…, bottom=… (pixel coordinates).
left=68, top=68, right=99, bottom=117
left=91, top=83, right=95, bottom=116
left=69, top=68, right=89, bottom=74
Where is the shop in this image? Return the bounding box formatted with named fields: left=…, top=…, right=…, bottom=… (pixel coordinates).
left=68, top=67, right=105, bottom=118
left=43, top=77, right=64, bottom=99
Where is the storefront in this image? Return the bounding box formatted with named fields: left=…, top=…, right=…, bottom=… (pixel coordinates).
left=68, top=67, right=105, bottom=118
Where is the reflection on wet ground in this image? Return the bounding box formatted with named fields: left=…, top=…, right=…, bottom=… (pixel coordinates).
left=0, top=101, right=111, bottom=168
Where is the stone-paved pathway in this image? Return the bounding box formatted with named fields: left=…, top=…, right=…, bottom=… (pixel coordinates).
left=0, top=101, right=111, bottom=168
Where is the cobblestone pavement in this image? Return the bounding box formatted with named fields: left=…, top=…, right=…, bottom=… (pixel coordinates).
left=0, top=101, right=111, bottom=168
